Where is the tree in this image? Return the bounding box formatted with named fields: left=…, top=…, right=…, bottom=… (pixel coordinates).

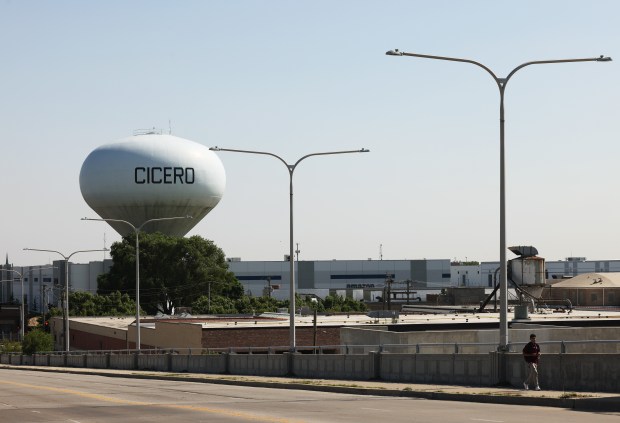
left=48, top=291, right=138, bottom=317
left=98, top=233, right=241, bottom=314
left=321, top=295, right=367, bottom=312
left=191, top=293, right=366, bottom=315
left=22, top=329, right=53, bottom=354
left=192, top=295, right=237, bottom=314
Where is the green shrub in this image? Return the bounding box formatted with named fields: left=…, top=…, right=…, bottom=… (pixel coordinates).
left=0, top=341, right=22, bottom=353
left=21, top=329, right=53, bottom=354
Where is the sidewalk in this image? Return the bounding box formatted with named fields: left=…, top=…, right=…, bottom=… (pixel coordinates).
left=2, top=364, right=619, bottom=412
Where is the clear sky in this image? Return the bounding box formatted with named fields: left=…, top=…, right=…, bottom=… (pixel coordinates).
left=1, top=1, right=618, bottom=267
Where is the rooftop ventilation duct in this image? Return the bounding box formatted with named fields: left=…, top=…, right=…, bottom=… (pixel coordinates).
left=508, top=246, right=538, bottom=258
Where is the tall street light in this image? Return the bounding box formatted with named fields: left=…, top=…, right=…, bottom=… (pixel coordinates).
left=82, top=215, right=192, bottom=351
left=386, top=49, right=611, bottom=350
left=210, top=146, right=369, bottom=351
left=23, top=248, right=108, bottom=352
left=2, top=267, right=56, bottom=341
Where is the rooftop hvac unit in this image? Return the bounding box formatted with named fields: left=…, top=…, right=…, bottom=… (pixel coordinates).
left=509, top=246, right=538, bottom=258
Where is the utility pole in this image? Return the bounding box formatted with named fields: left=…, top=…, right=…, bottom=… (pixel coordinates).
left=406, top=279, right=411, bottom=305
left=386, top=274, right=392, bottom=311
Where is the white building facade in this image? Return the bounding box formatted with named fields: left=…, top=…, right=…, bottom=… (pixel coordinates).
left=228, top=259, right=453, bottom=300
left=0, top=259, right=112, bottom=314
left=3, top=255, right=620, bottom=310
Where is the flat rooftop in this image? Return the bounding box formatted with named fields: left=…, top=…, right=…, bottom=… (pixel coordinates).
left=67, top=308, right=620, bottom=331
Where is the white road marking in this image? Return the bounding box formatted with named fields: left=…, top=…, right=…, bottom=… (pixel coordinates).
left=470, top=419, right=504, bottom=423
left=361, top=407, right=391, bottom=412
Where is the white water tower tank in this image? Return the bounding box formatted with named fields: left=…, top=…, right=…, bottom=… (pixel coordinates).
left=79, top=133, right=225, bottom=236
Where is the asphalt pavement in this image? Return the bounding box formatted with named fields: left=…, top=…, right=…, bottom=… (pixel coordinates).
left=1, top=364, right=619, bottom=413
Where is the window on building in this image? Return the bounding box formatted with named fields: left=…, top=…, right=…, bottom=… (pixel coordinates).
left=591, top=293, right=598, bottom=303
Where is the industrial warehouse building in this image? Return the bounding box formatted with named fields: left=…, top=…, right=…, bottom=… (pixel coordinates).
left=49, top=309, right=620, bottom=353
left=0, top=258, right=452, bottom=316
left=50, top=314, right=343, bottom=351
left=541, top=272, right=620, bottom=307
left=229, top=258, right=452, bottom=301
left=3, top=255, right=620, bottom=323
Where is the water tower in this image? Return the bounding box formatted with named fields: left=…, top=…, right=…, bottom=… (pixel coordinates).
left=79, top=132, right=225, bottom=236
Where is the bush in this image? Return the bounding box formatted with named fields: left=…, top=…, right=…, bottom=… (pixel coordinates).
left=21, top=329, right=53, bottom=354
left=0, top=341, right=22, bottom=353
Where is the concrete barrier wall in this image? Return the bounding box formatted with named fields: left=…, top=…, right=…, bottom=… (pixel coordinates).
left=170, top=354, right=192, bottom=373
left=184, top=354, right=227, bottom=374
left=49, top=355, right=65, bottom=367
left=293, top=354, right=375, bottom=380
left=414, top=354, right=454, bottom=384
left=506, top=353, right=620, bottom=392
left=452, top=354, right=493, bottom=385
left=229, top=353, right=288, bottom=376
left=109, top=354, right=136, bottom=370
left=5, top=351, right=620, bottom=392
left=85, top=354, right=108, bottom=369
left=378, top=353, right=492, bottom=386
left=138, top=354, right=168, bottom=371
left=34, top=354, right=48, bottom=366
left=66, top=354, right=85, bottom=368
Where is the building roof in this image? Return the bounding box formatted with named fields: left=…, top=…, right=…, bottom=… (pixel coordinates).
left=64, top=308, right=620, bottom=331
left=551, top=272, right=620, bottom=288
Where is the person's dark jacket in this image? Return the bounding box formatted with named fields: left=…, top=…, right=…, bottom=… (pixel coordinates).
left=522, top=341, right=540, bottom=364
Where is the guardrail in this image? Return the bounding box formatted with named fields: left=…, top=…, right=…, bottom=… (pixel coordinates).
left=3, top=344, right=620, bottom=392
left=4, top=339, right=617, bottom=356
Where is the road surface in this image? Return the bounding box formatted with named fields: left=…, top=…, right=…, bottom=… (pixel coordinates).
left=0, top=369, right=617, bottom=422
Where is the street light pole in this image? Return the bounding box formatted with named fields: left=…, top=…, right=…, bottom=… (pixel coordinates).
left=386, top=49, right=611, bottom=350
left=210, top=146, right=369, bottom=351
left=82, top=215, right=192, bottom=350
left=23, top=248, right=107, bottom=352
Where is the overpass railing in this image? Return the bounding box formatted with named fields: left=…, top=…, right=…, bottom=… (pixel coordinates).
left=4, top=339, right=618, bottom=356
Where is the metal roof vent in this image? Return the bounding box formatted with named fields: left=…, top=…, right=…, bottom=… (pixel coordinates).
left=508, top=246, right=538, bottom=258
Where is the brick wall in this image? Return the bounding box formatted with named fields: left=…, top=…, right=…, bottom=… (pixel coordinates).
left=201, top=326, right=341, bottom=349
left=70, top=329, right=128, bottom=351
left=70, top=326, right=340, bottom=351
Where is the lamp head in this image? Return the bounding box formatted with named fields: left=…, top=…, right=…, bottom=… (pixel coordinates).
left=209, top=146, right=221, bottom=151
left=385, top=49, right=403, bottom=56
left=596, top=55, right=612, bottom=62
left=360, top=148, right=370, bottom=153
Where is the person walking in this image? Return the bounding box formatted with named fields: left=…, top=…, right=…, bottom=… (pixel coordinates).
left=522, top=333, right=541, bottom=390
